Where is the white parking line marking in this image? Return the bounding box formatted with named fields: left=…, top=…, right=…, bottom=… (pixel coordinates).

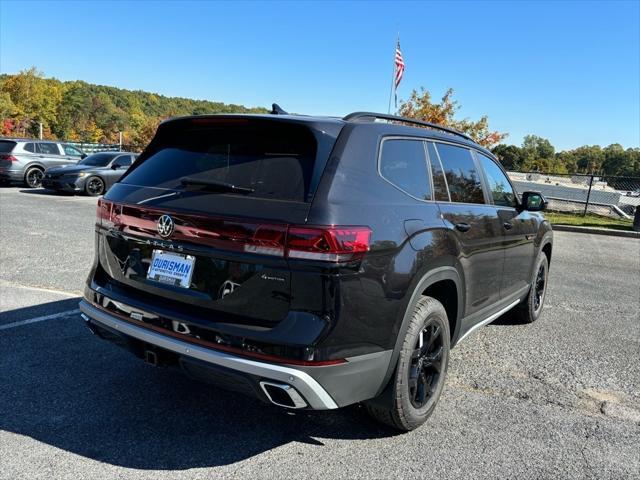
left=0, top=309, right=80, bottom=331
left=0, top=279, right=81, bottom=297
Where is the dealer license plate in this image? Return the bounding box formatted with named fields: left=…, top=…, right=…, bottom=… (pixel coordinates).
left=146, top=250, right=195, bottom=288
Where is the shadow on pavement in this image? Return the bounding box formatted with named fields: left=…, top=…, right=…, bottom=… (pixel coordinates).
left=0, top=297, right=82, bottom=324
left=0, top=299, right=397, bottom=470
left=18, top=188, right=73, bottom=196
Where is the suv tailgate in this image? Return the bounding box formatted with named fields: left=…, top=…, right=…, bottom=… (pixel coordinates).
left=94, top=116, right=343, bottom=327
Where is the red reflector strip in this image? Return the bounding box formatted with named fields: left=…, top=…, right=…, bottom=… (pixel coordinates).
left=91, top=302, right=346, bottom=367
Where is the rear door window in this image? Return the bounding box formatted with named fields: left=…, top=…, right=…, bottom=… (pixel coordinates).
left=435, top=143, right=485, bottom=204
left=115, top=155, right=133, bottom=166
left=379, top=138, right=431, bottom=200
left=426, top=142, right=449, bottom=201
left=63, top=145, right=83, bottom=156
left=122, top=120, right=321, bottom=202
left=37, top=143, right=61, bottom=155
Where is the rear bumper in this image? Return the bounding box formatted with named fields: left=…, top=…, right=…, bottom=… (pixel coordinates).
left=0, top=169, right=24, bottom=181
left=79, top=299, right=392, bottom=409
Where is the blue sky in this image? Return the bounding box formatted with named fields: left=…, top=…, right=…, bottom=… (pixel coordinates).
left=1, top=0, right=638, bottom=150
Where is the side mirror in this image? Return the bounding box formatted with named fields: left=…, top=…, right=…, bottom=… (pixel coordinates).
left=521, top=191, right=547, bottom=212
left=111, top=163, right=122, bottom=170
left=80, top=153, right=87, bottom=159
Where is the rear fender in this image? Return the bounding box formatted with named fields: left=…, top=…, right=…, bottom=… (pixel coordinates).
left=375, top=265, right=463, bottom=396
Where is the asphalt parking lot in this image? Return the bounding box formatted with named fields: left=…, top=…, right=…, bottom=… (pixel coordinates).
left=0, top=185, right=639, bottom=480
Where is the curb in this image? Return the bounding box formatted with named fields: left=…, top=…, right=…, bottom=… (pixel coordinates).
left=552, top=224, right=640, bottom=239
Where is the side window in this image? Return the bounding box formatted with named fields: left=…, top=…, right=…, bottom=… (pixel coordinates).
left=63, top=145, right=83, bottom=156
left=115, top=155, right=133, bottom=166
left=24, top=143, right=36, bottom=153
left=426, top=142, right=449, bottom=201
left=37, top=143, right=60, bottom=155
left=435, top=143, right=485, bottom=204
left=379, top=139, right=431, bottom=200
left=477, top=153, right=517, bottom=207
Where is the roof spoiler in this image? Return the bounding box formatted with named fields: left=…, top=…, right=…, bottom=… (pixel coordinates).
left=271, top=103, right=288, bottom=115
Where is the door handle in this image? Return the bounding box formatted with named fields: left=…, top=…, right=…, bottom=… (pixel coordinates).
left=454, top=222, right=471, bottom=232
left=503, top=222, right=513, bottom=230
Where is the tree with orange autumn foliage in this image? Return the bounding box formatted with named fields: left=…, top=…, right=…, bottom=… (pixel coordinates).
left=398, top=87, right=507, bottom=148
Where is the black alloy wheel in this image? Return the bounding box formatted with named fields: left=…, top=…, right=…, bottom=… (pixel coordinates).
left=85, top=176, right=105, bottom=196
left=409, top=321, right=445, bottom=409
left=25, top=168, right=43, bottom=188
left=533, top=261, right=547, bottom=313
left=364, top=296, right=450, bottom=431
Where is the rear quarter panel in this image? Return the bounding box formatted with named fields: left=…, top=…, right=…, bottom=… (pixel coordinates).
left=306, top=124, right=462, bottom=357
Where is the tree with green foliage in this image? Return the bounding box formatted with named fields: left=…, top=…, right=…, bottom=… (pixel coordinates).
left=492, top=139, right=639, bottom=176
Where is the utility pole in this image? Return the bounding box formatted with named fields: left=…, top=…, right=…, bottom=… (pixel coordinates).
left=39, top=123, right=43, bottom=140
left=118, top=131, right=123, bottom=152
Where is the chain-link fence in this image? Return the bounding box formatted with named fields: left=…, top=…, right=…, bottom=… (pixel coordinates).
left=507, top=171, right=640, bottom=219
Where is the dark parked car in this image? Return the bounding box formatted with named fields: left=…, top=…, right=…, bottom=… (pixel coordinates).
left=43, top=151, right=138, bottom=196
left=0, top=138, right=85, bottom=187
left=79, top=110, right=552, bottom=431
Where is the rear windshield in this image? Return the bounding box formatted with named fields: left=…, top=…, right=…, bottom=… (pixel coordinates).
left=122, top=120, right=320, bottom=202
left=0, top=141, right=16, bottom=153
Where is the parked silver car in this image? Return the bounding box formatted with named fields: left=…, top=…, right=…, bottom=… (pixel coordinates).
left=0, top=138, right=85, bottom=187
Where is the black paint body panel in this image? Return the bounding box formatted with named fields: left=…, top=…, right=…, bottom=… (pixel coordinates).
left=84, top=114, right=552, bottom=400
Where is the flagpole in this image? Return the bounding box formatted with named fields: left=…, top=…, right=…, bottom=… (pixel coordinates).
left=387, top=35, right=398, bottom=114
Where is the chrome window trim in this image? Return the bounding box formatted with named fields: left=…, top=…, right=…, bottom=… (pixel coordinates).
left=377, top=135, right=435, bottom=203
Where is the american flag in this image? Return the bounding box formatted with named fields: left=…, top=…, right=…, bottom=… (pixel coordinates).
left=394, top=41, right=405, bottom=88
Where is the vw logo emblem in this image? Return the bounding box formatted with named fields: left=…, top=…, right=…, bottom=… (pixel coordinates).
left=157, top=215, right=175, bottom=238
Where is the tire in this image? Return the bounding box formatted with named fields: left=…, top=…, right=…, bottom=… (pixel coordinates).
left=24, top=167, right=44, bottom=188
left=365, top=296, right=450, bottom=431
left=513, top=252, right=549, bottom=324
left=84, top=176, right=105, bottom=196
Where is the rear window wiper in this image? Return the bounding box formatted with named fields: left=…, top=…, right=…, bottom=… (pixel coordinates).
left=180, top=177, right=255, bottom=194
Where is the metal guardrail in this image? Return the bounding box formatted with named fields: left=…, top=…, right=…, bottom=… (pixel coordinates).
left=507, top=171, right=640, bottom=218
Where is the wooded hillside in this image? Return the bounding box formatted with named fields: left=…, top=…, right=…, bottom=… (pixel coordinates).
left=0, top=68, right=268, bottom=147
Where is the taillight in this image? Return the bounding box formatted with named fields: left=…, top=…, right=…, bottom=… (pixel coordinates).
left=96, top=199, right=114, bottom=228
left=95, top=201, right=371, bottom=263
left=244, top=224, right=287, bottom=256
left=0, top=154, right=18, bottom=162
left=286, top=226, right=372, bottom=262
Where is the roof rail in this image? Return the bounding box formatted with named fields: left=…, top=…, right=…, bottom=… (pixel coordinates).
left=343, top=112, right=474, bottom=142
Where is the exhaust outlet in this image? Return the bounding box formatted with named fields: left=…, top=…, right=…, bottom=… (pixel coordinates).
left=259, top=381, right=307, bottom=409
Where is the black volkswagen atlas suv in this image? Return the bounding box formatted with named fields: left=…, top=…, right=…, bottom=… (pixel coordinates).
left=79, top=109, right=552, bottom=431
